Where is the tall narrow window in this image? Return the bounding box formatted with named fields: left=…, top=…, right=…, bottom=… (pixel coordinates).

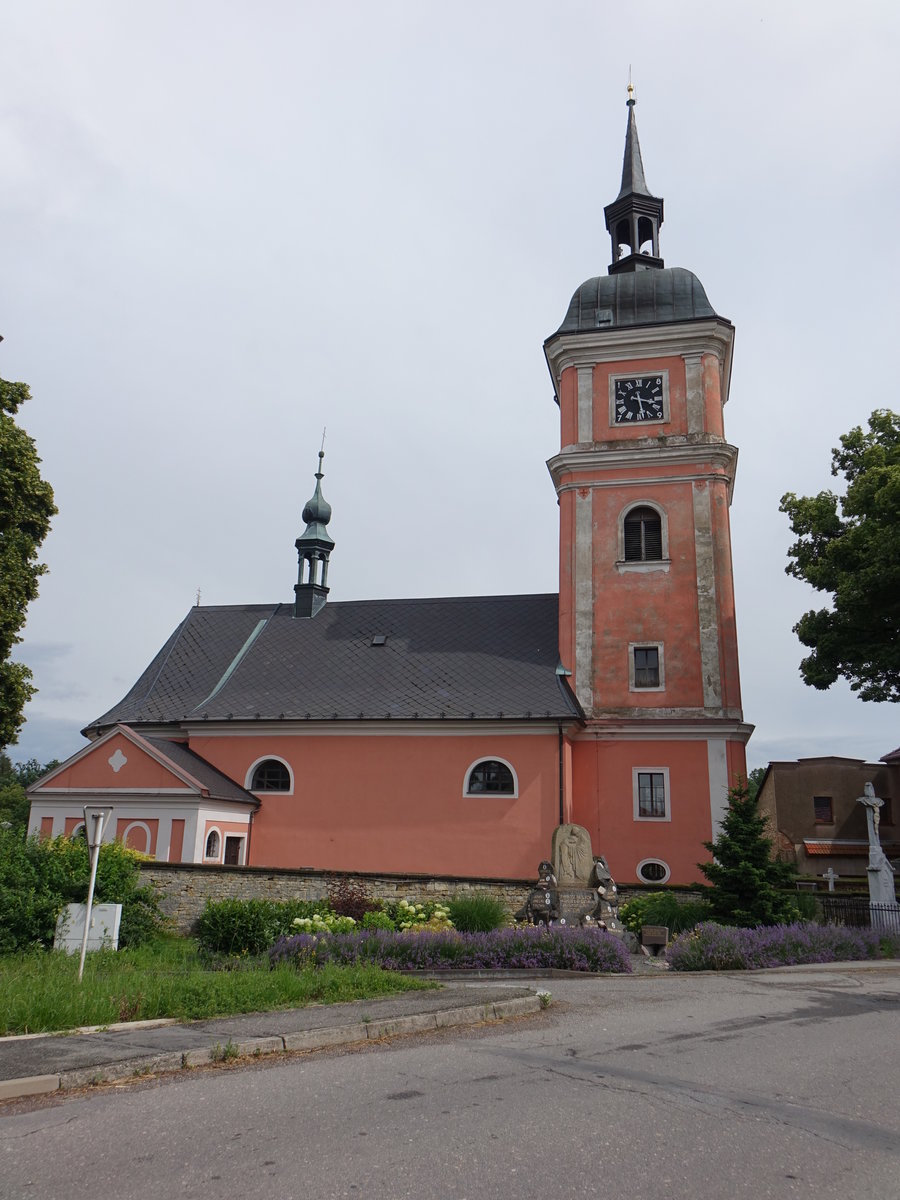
left=633, top=647, right=660, bottom=688
left=813, top=796, right=833, bottom=825
left=205, top=829, right=220, bottom=859
left=637, top=772, right=667, bottom=818
left=623, top=507, right=663, bottom=562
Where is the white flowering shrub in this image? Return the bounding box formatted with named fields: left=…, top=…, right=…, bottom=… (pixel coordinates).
left=291, top=912, right=357, bottom=935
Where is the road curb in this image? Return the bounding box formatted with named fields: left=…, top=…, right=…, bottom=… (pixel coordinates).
left=0, top=994, right=542, bottom=1102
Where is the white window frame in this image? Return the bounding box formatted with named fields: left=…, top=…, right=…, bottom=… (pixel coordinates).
left=204, top=827, right=222, bottom=861
left=636, top=858, right=671, bottom=884
left=245, top=755, right=294, bottom=794
left=633, top=767, right=671, bottom=822
left=629, top=642, right=665, bottom=692
left=463, top=757, right=518, bottom=798
left=616, top=500, right=670, bottom=572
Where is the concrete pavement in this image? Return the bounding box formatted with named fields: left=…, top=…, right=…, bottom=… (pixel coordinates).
left=0, top=982, right=545, bottom=1100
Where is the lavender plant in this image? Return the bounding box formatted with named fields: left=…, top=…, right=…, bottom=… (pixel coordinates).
left=269, top=925, right=632, bottom=974
left=666, top=921, right=900, bottom=971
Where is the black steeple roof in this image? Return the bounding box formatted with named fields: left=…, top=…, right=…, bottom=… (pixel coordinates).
left=603, top=85, right=665, bottom=275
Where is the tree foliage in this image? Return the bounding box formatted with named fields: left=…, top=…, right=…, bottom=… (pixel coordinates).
left=700, top=779, right=797, bottom=927
left=0, top=755, right=60, bottom=832
left=0, top=378, right=57, bottom=749
left=780, top=409, right=900, bottom=701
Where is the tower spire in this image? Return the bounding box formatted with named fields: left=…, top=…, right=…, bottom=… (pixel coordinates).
left=603, top=84, right=665, bottom=274
left=294, top=449, right=334, bottom=618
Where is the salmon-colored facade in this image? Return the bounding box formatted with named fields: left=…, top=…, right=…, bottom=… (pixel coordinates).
left=27, top=95, right=752, bottom=886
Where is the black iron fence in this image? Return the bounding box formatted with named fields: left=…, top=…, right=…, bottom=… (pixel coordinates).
left=820, top=895, right=900, bottom=932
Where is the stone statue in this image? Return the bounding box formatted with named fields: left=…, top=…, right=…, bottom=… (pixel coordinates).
left=551, top=824, right=594, bottom=887
left=519, top=860, right=560, bottom=927
left=583, top=855, right=624, bottom=933
left=858, top=782, right=897, bottom=907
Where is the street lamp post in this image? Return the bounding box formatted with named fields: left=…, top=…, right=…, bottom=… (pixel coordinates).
left=77, top=805, right=113, bottom=983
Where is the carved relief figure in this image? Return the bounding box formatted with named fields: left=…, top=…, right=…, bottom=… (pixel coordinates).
left=551, top=823, right=594, bottom=886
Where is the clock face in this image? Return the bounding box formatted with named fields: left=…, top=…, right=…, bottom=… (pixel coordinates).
left=613, top=376, right=665, bottom=423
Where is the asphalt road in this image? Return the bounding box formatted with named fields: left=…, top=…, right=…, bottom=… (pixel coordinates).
left=2, top=966, right=898, bottom=1200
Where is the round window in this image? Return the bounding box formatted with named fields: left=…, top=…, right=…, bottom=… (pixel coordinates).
left=637, top=859, right=670, bottom=884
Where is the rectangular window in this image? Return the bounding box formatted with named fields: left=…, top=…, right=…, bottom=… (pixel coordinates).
left=881, top=797, right=893, bottom=826
left=638, top=771, right=667, bottom=818
left=633, top=647, right=660, bottom=688
left=813, top=796, right=833, bottom=824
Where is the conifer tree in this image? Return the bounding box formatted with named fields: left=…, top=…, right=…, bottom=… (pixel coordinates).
left=700, top=779, right=797, bottom=927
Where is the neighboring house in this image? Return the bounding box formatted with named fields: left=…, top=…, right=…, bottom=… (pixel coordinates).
left=757, top=753, right=900, bottom=882
left=27, top=93, right=752, bottom=886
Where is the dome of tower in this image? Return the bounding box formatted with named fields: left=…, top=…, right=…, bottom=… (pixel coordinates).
left=554, top=266, right=721, bottom=336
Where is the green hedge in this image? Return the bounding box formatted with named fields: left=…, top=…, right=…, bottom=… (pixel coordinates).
left=0, top=831, right=164, bottom=953
left=194, top=898, right=329, bottom=956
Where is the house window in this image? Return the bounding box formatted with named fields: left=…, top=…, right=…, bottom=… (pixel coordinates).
left=205, top=829, right=221, bottom=859
left=813, top=796, right=833, bottom=825
left=637, top=859, right=671, bottom=884
left=465, top=759, right=517, bottom=796
left=881, top=797, right=893, bottom=826
left=633, top=768, right=670, bottom=821
left=623, top=507, right=663, bottom=562
left=250, top=758, right=292, bottom=792
left=633, top=646, right=660, bottom=688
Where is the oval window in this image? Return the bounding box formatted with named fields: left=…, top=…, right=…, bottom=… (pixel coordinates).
left=637, top=859, right=670, bottom=884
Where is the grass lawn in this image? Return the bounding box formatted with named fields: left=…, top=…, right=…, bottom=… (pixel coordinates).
left=0, top=937, right=433, bottom=1036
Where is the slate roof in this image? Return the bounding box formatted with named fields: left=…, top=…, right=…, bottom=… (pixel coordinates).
left=86, top=594, right=579, bottom=732
left=142, top=735, right=259, bottom=805
left=552, top=266, right=723, bottom=335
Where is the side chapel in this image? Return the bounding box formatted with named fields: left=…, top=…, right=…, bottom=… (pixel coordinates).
left=28, top=92, right=752, bottom=885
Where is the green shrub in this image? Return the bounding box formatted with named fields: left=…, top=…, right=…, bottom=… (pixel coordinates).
left=619, top=891, right=712, bottom=937
left=194, top=898, right=328, bottom=956
left=447, top=894, right=508, bottom=932
left=0, top=830, right=164, bottom=952
left=361, top=910, right=395, bottom=931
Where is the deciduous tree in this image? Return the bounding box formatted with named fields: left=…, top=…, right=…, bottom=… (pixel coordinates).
left=780, top=409, right=900, bottom=701
left=0, top=378, right=56, bottom=749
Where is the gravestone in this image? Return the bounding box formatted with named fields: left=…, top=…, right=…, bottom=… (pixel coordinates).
left=54, top=902, right=122, bottom=954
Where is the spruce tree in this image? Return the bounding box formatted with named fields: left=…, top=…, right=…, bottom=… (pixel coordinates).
left=700, top=779, right=797, bottom=927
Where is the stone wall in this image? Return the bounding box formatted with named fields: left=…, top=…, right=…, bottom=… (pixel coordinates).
left=140, top=863, right=534, bottom=933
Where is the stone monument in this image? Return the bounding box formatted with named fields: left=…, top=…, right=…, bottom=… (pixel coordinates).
left=516, top=824, right=625, bottom=932
left=858, top=783, right=897, bottom=918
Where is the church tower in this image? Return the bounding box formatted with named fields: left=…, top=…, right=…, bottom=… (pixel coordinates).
left=545, top=88, right=752, bottom=885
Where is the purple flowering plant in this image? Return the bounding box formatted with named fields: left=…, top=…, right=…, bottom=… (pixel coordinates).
left=666, top=921, right=900, bottom=972
left=269, top=925, right=632, bottom=974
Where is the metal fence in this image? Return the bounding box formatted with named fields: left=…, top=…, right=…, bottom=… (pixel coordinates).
left=820, top=896, right=900, bottom=933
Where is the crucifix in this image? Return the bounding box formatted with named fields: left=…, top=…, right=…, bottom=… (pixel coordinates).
left=821, top=867, right=839, bottom=893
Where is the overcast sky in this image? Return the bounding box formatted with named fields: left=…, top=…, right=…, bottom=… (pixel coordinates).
left=2, top=1, right=898, bottom=773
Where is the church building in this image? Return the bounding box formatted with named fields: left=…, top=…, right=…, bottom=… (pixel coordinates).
left=28, top=91, right=752, bottom=886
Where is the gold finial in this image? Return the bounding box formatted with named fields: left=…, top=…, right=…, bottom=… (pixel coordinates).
left=627, top=70, right=635, bottom=106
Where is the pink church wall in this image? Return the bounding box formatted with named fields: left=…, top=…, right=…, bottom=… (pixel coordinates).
left=571, top=738, right=715, bottom=885
left=189, top=732, right=561, bottom=879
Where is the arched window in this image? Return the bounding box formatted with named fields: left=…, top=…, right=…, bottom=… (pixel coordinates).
left=249, top=759, right=292, bottom=792
left=465, top=759, right=516, bottom=796
left=205, top=829, right=220, bottom=860
left=623, top=506, right=663, bottom=562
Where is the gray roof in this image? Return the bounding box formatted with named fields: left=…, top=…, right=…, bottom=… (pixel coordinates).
left=87, top=594, right=579, bottom=731
left=142, top=736, right=259, bottom=805
left=552, top=266, right=723, bottom=336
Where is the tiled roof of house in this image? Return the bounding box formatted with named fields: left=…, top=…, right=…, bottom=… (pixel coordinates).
left=86, top=594, right=579, bottom=731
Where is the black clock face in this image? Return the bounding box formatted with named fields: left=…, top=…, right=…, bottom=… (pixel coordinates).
left=614, top=376, right=665, bottom=423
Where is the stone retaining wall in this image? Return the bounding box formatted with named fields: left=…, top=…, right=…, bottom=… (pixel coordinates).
left=139, top=863, right=534, bottom=933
